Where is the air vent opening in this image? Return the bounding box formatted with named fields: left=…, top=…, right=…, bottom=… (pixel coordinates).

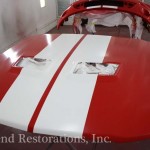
left=14, top=57, right=51, bottom=68
left=73, top=62, right=119, bottom=76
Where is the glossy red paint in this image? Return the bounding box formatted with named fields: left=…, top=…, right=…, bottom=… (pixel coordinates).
left=27, top=35, right=87, bottom=133
left=1, top=34, right=150, bottom=143
left=0, top=34, right=60, bottom=102
left=83, top=37, right=150, bottom=142
left=57, top=0, right=150, bottom=29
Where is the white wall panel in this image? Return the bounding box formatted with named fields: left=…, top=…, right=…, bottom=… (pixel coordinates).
left=0, top=0, right=57, bottom=53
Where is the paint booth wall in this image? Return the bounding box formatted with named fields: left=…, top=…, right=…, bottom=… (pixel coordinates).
left=145, top=0, right=150, bottom=3
left=0, top=0, right=57, bottom=53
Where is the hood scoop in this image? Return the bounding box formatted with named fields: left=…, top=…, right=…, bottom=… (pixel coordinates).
left=15, top=57, right=51, bottom=67
left=73, top=62, right=119, bottom=76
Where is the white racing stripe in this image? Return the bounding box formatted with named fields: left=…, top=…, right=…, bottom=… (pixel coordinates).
left=87, top=5, right=118, bottom=9
left=87, top=5, right=101, bottom=9
left=103, top=5, right=118, bottom=9
left=0, top=34, right=83, bottom=131
left=34, top=35, right=111, bottom=138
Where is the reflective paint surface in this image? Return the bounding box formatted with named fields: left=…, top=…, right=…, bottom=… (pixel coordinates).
left=0, top=34, right=150, bottom=142
left=0, top=34, right=60, bottom=101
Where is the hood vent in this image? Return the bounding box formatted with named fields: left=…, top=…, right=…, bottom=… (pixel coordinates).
left=73, top=62, right=119, bottom=76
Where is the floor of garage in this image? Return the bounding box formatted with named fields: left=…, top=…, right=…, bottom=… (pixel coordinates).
left=0, top=25, right=150, bottom=150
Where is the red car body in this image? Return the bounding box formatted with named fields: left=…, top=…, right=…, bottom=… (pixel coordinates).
left=57, top=0, right=150, bottom=29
